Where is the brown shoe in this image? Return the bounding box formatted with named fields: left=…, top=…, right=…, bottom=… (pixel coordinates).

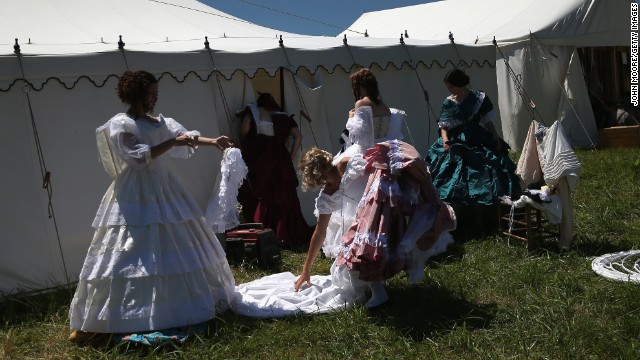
left=70, top=330, right=112, bottom=347
left=69, top=330, right=97, bottom=343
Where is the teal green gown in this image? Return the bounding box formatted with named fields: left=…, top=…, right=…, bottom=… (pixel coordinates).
left=427, top=90, right=520, bottom=205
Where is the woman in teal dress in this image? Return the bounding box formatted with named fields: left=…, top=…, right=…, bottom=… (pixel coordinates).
left=427, top=69, right=519, bottom=206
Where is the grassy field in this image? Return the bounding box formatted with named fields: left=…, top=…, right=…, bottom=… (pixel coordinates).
left=1, top=148, right=639, bottom=359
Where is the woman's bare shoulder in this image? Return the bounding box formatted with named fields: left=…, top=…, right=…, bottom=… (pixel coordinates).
left=355, top=98, right=374, bottom=108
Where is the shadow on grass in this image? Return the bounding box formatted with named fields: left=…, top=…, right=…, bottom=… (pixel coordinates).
left=427, top=241, right=466, bottom=267
left=70, top=319, right=221, bottom=356
left=368, top=283, right=497, bottom=341
left=569, top=234, right=635, bottom=257
left=0, top=285, right=75, bottom=325
left=523, top=234, right=633, bottom=258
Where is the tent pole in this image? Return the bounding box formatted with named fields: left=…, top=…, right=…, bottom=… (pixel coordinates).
left=343, top=34, right=360, bottom=72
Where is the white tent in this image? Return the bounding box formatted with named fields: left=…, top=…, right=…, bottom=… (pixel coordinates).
left=0, top=0, right=497, bottom=295
left=342, top=0, right=631, bottom=149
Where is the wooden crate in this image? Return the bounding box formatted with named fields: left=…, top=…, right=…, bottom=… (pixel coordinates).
left=598, top=125, right=640, bottom=148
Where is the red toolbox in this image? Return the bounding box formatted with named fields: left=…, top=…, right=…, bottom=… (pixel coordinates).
left=225, top=223, right=281, bottom=270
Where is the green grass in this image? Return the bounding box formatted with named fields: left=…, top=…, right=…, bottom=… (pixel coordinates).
left=2, top=148, right=640, bottom=359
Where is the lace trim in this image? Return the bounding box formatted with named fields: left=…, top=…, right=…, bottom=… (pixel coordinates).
left=337, top=230, right=390, bottom=261
left=438, top=117, right=464, bottom=129
left=388, top=140, right=403, bottom=175
left=205, top=148, right=248, bottom=233
left=358, top=176, right=402, bottom=209
left=470, top=91, right=486, bottom=121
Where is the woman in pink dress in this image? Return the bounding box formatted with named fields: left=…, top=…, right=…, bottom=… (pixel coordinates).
left=295, top=140, right=456, bottom=307
left=294, top=68, right=455, bottom=307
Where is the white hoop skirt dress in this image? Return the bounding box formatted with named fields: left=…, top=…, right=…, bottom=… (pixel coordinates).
left=69, top=114, right=235, bottom=333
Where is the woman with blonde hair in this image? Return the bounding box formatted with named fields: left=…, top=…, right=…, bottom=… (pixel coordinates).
left=294, top=140, right=455, bottom=307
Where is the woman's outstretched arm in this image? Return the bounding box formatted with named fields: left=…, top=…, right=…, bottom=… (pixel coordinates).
left=294, top=213, right=331, bottom=291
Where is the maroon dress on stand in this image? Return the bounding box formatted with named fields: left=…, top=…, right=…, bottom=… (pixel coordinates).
left=238, top=107, right=312, bottom=248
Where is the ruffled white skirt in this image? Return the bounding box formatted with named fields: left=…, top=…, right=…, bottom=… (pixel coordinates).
left=70, top=165, right=235, bottom=333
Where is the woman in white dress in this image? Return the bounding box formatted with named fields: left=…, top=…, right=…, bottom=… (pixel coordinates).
left=320, top=68, right=407, bottom=258
left=69, top=70, right=236, bottom=343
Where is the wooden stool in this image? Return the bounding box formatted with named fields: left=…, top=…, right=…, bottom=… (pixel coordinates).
left=497, top=202, right=549, bottom=251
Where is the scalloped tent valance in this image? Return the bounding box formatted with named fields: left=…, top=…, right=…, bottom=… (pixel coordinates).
left=1, top=38, right=494, bottom=91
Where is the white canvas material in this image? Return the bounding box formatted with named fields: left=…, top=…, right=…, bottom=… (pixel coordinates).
left=342, top=0, right=629, bottom=149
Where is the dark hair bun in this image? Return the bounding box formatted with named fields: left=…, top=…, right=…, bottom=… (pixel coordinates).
left=444, top=68, right=470, bottom=87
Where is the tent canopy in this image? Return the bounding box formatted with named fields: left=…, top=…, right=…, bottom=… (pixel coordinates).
left=0, top=0, right=300, bottom=55
left=343, top=0, right=629, bottom=46
left=342, top=0, right=630, bottom=149
left=1, top=0, right=491, bottom=85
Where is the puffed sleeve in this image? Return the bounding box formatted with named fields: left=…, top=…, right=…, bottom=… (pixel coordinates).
left=162, top=115, right=200, bottom=159
left=313, top=190, right=342, bottom=217
left=437, top=98, right=463, bottom=129
left=341, top=153, right=366, bottom=184
left=346, top=106, right=375, bottom=149
left=106, top=115, right=152, bottom=169
left=96, top=116, right=129, bottom=179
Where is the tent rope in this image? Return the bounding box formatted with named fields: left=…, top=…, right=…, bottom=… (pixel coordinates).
left=13, top=39, right=70, bottom=284
left=232, top=0, right=365, bottom=36
left=118, top=35, right=130, bottom=70
left=493, top=37, right=542, bottom=123
left=448, top=32, right=464, bottom=68
left=399, top=34, right=436, bottom=145
left=342, top=35, right=361, bottom=71
left=205, top=37, right=236, bottom=140
left=529, top=33, right=597, bottom=148
left=278, top=36, right=319, bottom=147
